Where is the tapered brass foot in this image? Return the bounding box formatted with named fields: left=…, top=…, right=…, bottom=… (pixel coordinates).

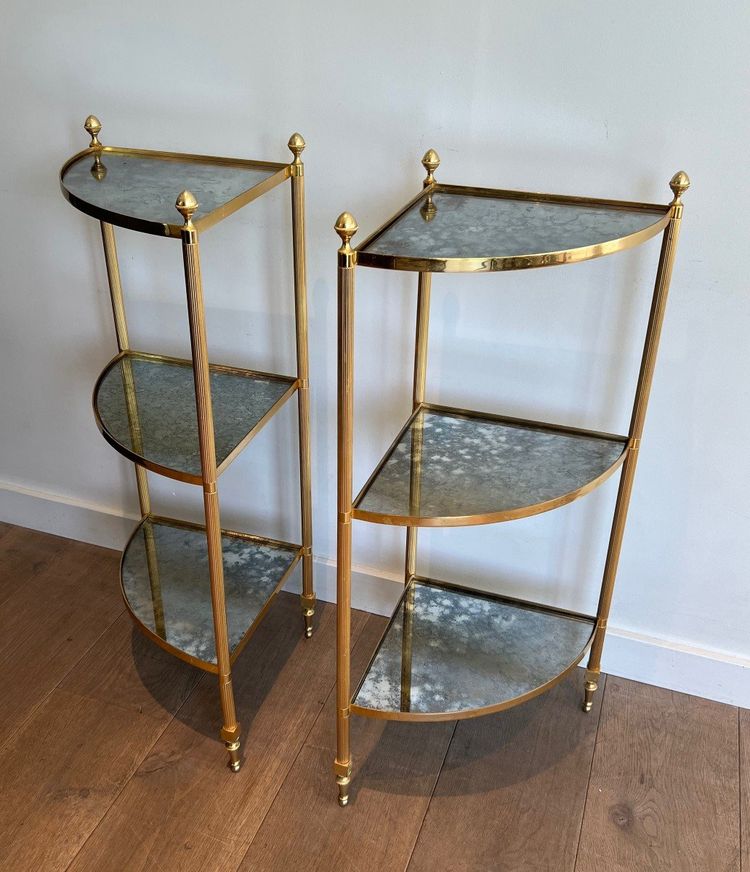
left=225, top=739, right=241, bottom=772
left=336, top=774, right=351, bottom=807
left=302, top=593, right=316, bottom=639
left=583, top=674, right=599, bottom=713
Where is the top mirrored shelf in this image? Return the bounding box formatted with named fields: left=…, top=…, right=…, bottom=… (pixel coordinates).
left=60, top=147, right=289, bottom=237
left=356, top=184, right=670, bottom=272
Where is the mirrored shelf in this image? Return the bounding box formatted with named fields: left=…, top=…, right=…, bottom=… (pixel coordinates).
left=94, top=351, right=297, bottom=484
left=121, top=517, right=302, bottom=671
left=356, top=184, right=669, bottom=272
left=351, top=578, right=595, bottom=721
left=60, top=147, right=290, bottom=237
left=353, top=404, right=627, bottom=526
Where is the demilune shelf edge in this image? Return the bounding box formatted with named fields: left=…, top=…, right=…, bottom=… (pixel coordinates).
left=350, top=577, right=596, bottom=722
left=352, top=403, right=629, bottom=527
left=119, top=515, right=302, bottom=673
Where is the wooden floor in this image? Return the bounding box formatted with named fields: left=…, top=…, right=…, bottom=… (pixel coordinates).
left=0, top=523, right=743, bottom=871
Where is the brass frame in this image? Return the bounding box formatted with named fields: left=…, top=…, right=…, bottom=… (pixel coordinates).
left=61, top=117, right=315, bottom=772
left=334, top=149, right=688, bottom=804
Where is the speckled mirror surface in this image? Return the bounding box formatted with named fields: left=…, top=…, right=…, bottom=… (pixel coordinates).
left=95, top=355, right=293, bottom=478
left=355, top=409, right=625, bottom=522
left=353, top=580, right=594, bottom=715
left=62, top=152, right=277, bottom=227
left=122, top=519, right=299, bottom=664
left=362, top=191, right=665, bottom=261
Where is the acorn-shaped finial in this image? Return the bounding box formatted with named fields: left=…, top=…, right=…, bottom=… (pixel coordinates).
left=421, top=148, right=440, bottom=187
left=669, top=171, right=690, bottom=205
left=175, top=190, right=199, bottom=225
left=335, top=212, right=358, bottom=250
left=288, top=132, right=306, bottom=165
left=84, top=115, right=102, bottom=148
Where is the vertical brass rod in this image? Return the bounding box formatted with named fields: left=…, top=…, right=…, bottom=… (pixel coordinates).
left=334, top=213, right=357, bottom=807
left=177, top=191, right=241, bottom=770
left=404, top=150, right=439, bottom=586
left=583, top=173, right=689, bottom=712
left=100, top=222, right=130, bottom=352
left=99, top=221, right=152, bottom=520
left=399, top=582, right=416, bottom=711
left=288, top=134, right=315, bottom=639
left=404, top=272, right=431, bottom=581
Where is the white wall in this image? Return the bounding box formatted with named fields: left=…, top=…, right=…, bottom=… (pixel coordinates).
left=1, top=1, right=749, bottom=704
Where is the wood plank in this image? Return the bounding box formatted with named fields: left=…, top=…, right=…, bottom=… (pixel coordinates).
left=60, top=611, right=202, bottom=721
left=739, top=708, right=749, bottom=870
left=0, top=616, right=199, bottom=871
left=239, top=614, right=456, bottom=872
left=0, top=538, right=124, bottom=749
left=0, top=690, right=174, bottom=872
left=0, top=524, right=72, bottom=606
left=576, top=676, right=740, bottom=872
left=407, top=670, right=604, bottom=872
left=67, top=595, right=369, bottom=872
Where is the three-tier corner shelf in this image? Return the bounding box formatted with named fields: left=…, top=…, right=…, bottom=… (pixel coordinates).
left=332, top=149, right=689, bottom=805
left=59, top=116, right=316, bottom=772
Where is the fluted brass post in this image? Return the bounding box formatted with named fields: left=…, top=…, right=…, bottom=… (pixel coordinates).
left=288, top=133, right=316, bottom=639
left=177, top=190, right=241, bottom=769
left=334, top=212, right=357, bottom=807
left=583, top=171, right=690, bottom=712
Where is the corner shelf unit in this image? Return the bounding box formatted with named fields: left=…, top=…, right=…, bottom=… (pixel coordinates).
left=333, top=150, right=688, bottom=805
left=60, top=117, right=315, bottom=771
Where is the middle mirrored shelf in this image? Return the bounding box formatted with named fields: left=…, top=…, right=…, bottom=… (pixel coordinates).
left=94, top=351, right=297, bottom=483
left=353, top=405, right=627, bottom=527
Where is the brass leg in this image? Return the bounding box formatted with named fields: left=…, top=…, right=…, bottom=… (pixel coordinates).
left=178, top=191, right=241, bottom=771
left=334, top=213, right=357, bottom=806
left=288, top=134, right=315, bottom=639
left=583, top=173, right=688, bottom=712
left=583, top=669, right=599, bottom=713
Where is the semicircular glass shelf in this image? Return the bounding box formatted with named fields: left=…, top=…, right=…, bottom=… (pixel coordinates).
left=121, top=517, right=301, bottom=671
left=94, top=351, right=296, bottom=484
left=356, top=184, right=669, bottom=272
left=60, top=146, right=289, bottom=236
left=353, top=405, right=627, bottom=527
left=352, top=578, right=595, bottom=721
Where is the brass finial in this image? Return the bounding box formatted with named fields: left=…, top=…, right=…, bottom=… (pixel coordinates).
left=335, top=212, right=358, bottom=251
left=175, top=190, right=199, bottom=226
left=421, top=148, right=440, bottom=187
left=84, top=115, right=102, bottom=148
left=288, top=132, right=306, bottom=166
left=669, top=171, right=690, bottom=205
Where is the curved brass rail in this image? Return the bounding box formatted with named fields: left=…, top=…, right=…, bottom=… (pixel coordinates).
left=355, top=183, right=671, bottom=273
left=350, top=624, right=595, bottom=723
left=92, top=350, right=298, bottom=486
left=119, top=515, right=303, bottom=674
left=60, top=145, right=291, bottom=238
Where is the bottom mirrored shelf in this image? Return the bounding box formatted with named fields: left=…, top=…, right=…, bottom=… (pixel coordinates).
left=121, top=516, right=302, bottom=671
left=351, top=577, right=595, bottom=721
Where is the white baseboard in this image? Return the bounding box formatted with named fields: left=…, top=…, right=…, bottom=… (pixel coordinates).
left=2, top=480, right=748, bottom=709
